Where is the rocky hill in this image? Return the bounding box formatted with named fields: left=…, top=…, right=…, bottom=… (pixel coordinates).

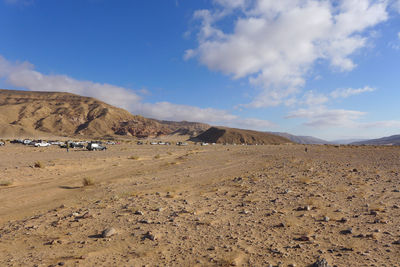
left=192, top=127, right=292, bottom=145
left=0, top=89, right=209, bottom=138
left=350, top=134, right=400, bottom=145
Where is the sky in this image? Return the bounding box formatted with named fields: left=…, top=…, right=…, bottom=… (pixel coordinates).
left=1, top=0, right=400, bottom=140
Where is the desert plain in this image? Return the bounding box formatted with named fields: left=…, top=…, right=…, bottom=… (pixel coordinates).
left=0, top=142, right=399, bottom=267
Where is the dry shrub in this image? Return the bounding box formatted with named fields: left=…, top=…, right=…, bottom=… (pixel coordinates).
left=154, top=154, right=161, bottom=159
left=0, top=180, right=12, bottom=186
left=82, top=177, right=95, bottom=186
left=128, top=155, right=140, bottom=160
left=34, top=161, right=44, bottom=168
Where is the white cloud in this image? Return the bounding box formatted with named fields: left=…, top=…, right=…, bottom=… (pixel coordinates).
left=286, top=106, right=366, bottom=127
left=330, top=86, right=376, bottom=98
left=286, top=105, right=400, bottom=130
left=187, top=0, right=389, bottom=107
left=301, top=91, right=329, bottom=106
left=393, top=0, right=400, bottom=13
left=0, top=55, right=275, bottom=131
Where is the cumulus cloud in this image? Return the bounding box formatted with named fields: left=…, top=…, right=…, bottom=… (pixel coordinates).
left=330, top=86, right=376, bottom=98
left=187, top=0, right=389, bottom=107
left=0, top=55, right=275, bottom=131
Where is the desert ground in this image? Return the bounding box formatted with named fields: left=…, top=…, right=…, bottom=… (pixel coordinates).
left=0, top=142, right=399, bottom=267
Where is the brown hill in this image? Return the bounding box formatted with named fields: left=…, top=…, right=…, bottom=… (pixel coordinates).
left=192, top=126, right=292, bottom=145
left=0, top=89, right=209, bottom=138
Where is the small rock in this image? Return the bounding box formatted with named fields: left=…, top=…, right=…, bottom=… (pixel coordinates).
left=323, top=216, right=330, bottom=222
left=296, top=235, right=310, bottom=241
left=312, top=258, right=331, bottom=267
left=142, top=231, right=157, bottom=241
left=340, top=228, right=353, bottom=235
left=101, top=227, right=117, bottom=238
left=134, top=210, right=144, bottom=215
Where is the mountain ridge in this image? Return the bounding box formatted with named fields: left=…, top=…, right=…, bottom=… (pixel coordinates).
left=0, top=89, right=209, bottom=138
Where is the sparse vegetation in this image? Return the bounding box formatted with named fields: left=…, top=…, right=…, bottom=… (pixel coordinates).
left=34, top=161, right=44, bottom=168
left=154, top=154, right=161, bottom=159
left=128, top=155, right=140, bottom=160
left=0, top=180, right=13, bottom=186
left=82, top=177, right=95, bottom=186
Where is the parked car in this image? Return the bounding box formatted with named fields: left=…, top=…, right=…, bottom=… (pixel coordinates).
left=137, top=141, right=144, bottom=145
left=150, top=142, right=158, bottom=145
left=87, top=143, right=107, bottom=151
left=34, top=142, right=50, bottom=147
left=176, top=142, right=188, bottom=146
left=106, top=141, right=116, bottom=145
left=10, top=139, right=23, bottom=144
left=23, top=139, right=32, bottom=145
left=0, top=141, right=5, bottom=146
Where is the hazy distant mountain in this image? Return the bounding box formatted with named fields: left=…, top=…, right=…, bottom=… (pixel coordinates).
left=269, top=132, right=330, bottom=144
left=350, top=135, right=400, bottom=145
left=330, top=139, right=369, bottom=145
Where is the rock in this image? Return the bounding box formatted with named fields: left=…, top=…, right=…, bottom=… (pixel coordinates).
left=392, top=240, right=400, bottom=245
left=101, top=227, right=117, bottom=238
left=340, top=228, right=353, bottom=235
left=312, top=258, right=331, bottom=267
left=134, top=210, right=144, bottom=215
left=323, top=216, right=330, bottom=222
left=143, top=231, right=157, bottom=241
left=296, top=235, right=310, bottom=241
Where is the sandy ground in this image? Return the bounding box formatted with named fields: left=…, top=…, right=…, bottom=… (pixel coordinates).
left=0, top=143, right=399, bottom=266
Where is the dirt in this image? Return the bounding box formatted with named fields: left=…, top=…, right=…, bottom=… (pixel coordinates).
left=0, top=143, right=399, bottom=266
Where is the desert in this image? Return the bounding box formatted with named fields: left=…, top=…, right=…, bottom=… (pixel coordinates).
left=1, top=141, right=399, bottom=266
left=2, top=1, right=400, bottom=266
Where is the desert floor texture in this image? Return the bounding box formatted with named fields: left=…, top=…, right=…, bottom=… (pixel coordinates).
left=0, top=143, right=399, bottom=267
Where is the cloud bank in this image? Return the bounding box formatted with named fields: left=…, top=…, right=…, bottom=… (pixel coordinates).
left=0, top=55, right=275, bottom=131
left=187, top=0, right=389, bottom=107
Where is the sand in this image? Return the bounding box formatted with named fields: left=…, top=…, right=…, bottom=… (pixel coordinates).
left=0, top=143, right=399, bottom=266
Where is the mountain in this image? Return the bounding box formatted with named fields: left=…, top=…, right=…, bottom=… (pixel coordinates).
left=330, top=139, right=369, bottom=145
left=269, top=132, right=330, bottom=144
left=0, top=89, right=209, bottom=138
left=350, top=135, right=400, bottom=145
left=192, top=127, right=292, bottom=145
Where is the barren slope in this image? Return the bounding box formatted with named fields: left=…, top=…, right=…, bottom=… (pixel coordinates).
left=0, top=89, right=209, bottom=138
left=193, top=126, right=292, bottom=145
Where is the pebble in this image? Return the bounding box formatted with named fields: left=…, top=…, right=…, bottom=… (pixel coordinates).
left=312, top=258, right=331, bottom=267
left=340, top=228, right=353, bottom=235
left=142, top=231, right=157, bottom=241
left=101, top=227, right=117, bottom=238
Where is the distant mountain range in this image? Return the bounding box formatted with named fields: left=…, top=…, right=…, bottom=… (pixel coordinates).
left=269, top=132, right=331, bottom=144
left=350, top=135, right=400, bottom=145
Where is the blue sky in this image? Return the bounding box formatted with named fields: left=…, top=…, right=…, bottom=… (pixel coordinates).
left=1, top=0, right=400, bottom=140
